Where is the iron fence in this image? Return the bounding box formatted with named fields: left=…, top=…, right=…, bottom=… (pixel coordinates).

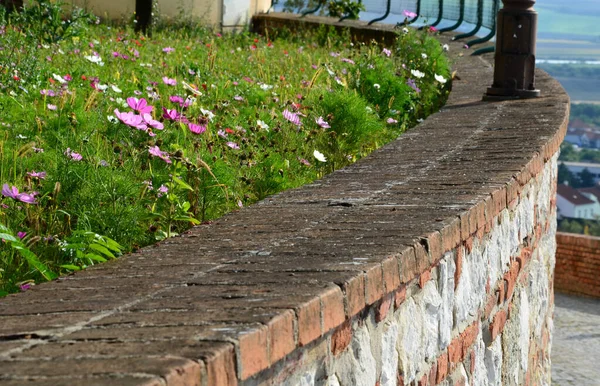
left=273, top=0, right=499, bottom=54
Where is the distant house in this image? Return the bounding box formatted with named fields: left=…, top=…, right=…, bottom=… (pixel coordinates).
left=556, top=184, right=600, bottom=220
left=564, top=126, right=600, bottom=148
left=561, top=161, right=600, bottom=185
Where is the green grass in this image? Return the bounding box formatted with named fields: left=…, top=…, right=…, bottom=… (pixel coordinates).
left=0, top=4, right=451, bottom=294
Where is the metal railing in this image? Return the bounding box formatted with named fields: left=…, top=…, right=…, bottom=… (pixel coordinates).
left=273, top=0, right=499, bottom=54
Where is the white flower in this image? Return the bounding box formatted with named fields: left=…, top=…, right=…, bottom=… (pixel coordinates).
left=52, top=74, right=67, bottom=84
left=442, top=44, right=449, bottom=52
left=325, top=65, right=335, bottom=76
left=313, top=150, right=327, bottom=163
left=96, top=83, right=108, bottom=91
left=410, top=69, right=425, bottom=78
left=421, top=53, right=428, bottom=59
left=182, top=81, right=203, bottom=96
left=260, top=83, right=273, bottom=91
left=374, top=83, right=381, bottom=90
left=434, top=74, right=447, bottom=84
left=140, top=63, right=153, bottom=67
left=85, top=55, right=104, bottom=65
left=115, top=97, right=128, bottom=108
left=402, top=28, right=409, bottom=34
left=256, top=119, right=269, bottom=131
left=107, top=115, right=119, bottom=124
left=201, top=108, right=215, bottom=122
left=111, top=84, right=122, bottom=93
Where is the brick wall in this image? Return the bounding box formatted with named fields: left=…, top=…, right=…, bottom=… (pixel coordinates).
left=0, top=14, right=569, bottom=386
left=555, top=233, right=600, bottom=298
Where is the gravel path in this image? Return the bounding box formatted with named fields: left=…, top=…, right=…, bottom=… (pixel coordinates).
left=552, top=292, right=600, bottom=385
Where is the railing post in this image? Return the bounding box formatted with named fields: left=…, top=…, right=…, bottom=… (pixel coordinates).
left=484, top=0, right=540, bottom=100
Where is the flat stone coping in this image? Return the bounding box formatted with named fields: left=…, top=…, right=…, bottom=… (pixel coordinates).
left=0, top=15, right=569, bottom=386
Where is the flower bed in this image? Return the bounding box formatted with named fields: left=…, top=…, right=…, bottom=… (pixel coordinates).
left=0, top=3, right=450, bottom=295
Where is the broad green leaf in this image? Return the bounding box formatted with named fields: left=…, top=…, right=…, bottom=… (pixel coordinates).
left=89, top=244, right=115, bottom=259
left=85, top=253, right=107, bottom=262
left=173, top=176, right=194, bottom=191
left=173, top=215, right=200, bottom=224
left=0, top=233, right=17, bottom=242
left=60, top=264, right=81, bottom=271
left=13, top=244, right=56, bottom=281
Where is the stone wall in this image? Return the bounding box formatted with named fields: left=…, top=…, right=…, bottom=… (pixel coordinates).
left=0, top=14, right=569, bottom=386
left=555, top=233, right=600, bottom=298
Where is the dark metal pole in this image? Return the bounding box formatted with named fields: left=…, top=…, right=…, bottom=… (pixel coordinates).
left=484, top=0, right=540, bottom=100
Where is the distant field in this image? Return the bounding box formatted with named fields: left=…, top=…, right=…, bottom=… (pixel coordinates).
left=537, top=39, right=600, bottom=61
left=536, top=7, right=600, bottom=39
left=553, top=77, right=600, bottom=103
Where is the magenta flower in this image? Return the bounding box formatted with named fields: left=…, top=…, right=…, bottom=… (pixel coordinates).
left=20, top=283, right=31, bottom=292
left=283, top=109, right=302, bottom=126
left=65, top=148, right=83, bottom=161
left=382, top=48, right=391, bottom=57
left=341, top=58, right=355, bottom=64
left=407, top=78, right=421, bottom=93
left=162, top=47, right=175, bottom=53
left=17, top=231, right=26, bottom=239
left=162, top=77, right=177, bottom=86
left=387, top=118, right=398, bottom=124
left=114, top=109, right=148, bottom=130
left=188, top=122, right=206, bottom=134
left=1, top=184, right=37, bottom=204
left=315, top=116, right=330, bottom=129
left=127, top=97, right=153, bottom=114
left=40, top=89, right=55, bottom=96
left=142, top=114, right=164, bottom=130
left=148, top=145, right=172, bottom=164
left=403, top=10, right=417, bottom=18
left=217, top=129, right=227, bottom=138
left=226, top=142, right=240, bottom=149
left=169, top=95, right=184, bottom=104
left=27, top=171, right=47, bottom=179
left=162, top=107, right=182, bottom=121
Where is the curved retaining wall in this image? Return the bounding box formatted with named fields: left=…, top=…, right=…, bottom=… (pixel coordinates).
left=555, top=232, right=600, bottom=298
left=0, top=15, right=569, bottom=386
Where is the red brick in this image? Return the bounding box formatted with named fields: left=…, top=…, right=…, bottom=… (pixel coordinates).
left=490, top=309, right=508, bottom=341
left=382, top=256, right=400, bottom=293
left=504, top=261, right=520, bottom=302
left=475, top=201, right=486, bottom=233
left=239, top=325, right=269, bottom=379
left=441, top=217, right=461, bottom=253
left=429, top=360, right=438, bottom=386
left=365, top=264, right=384, bottom=305
left=468, top=207, right=478, bottom=236
left=418, top=372, right=429, bottom=386
left=483, top=292, right=497, bottom=320
left=394, top=286, right=407, bottom=309
left=375, top=293, right=393, bottom=323
left=459, top=211, right=470, bottom=240
left=399, top=247, right=418, bottom=284
left=454, top=246, right=463, bottom=290
left=492, top=187, right=507, bottom=217
left=205, top=344, right=237, bottom=386
left=484, top=196, right=495, bottom=234
left=464, top=237, right=473, bottom=254
left=297, top=296, right=321, bottom=346
left=321, top=286, right=346, bottom=333
left=419, top=269, right=431, bottom=289
left=517, top=248, right=532, bottom=271
left=448, top=338, right=462, bottom=364
left=414, top=241, right=429, bottom=273
left=437, top=352, right=449, bottom=383
left=470, top=351, right=476, bottom=374
left=461, top=321, right=480, bottom=355
left=506, top=178, right=520, bottom=210
left=331, top=320, right=352, bottom=356
left=268, top=310, right=296, bottom=364
left=423, top=231, right=443, bottom=265
left=343, top=275, right=365, bottom=317
left=162, top=359, right=202, bottom=386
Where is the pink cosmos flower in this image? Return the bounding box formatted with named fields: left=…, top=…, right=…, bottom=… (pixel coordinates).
left=217, top=129, right=227, bottom=138
left=1, top=184, right=37, bottom=204
left=65, top=148, right=83, bottom=161
left=169, top=95, right=184, bottom=104
left=341, top=58, right=355, bottom=64
left=127, top=97, right=153, bottom=114
left=162, top=47, right=175, bottom=53
left=114, top=109, right=148, bottom=130
left=387, top=118, right=398, bottom=124
left=162, top=77, right=177, bottom=86
left=233, top=95, right=244, bottom=101
left=27, top=171, right=47, bottom=179
left=148, top=145, right=172, bottom=164
left=17, top=231, right=26, bottom=239
left=403, top=10, right=417, bottom=18
left=142, top=114, right=164, bottom=130
left=315, top=116, right=330, bottom=129
left=382, top=48, right=391, bottom=57
left=162, top=107, right=185, bottom=122
left=188, top=123, right=206, bottom=134
left=226, top=142, right=240, bottom=149
left=157, top=184, right=168, bottom=197
left=20, top=283, right=31, bottom=291
left=47, top=104, right=57, bottom=111
left=283, top=109, right=301, bottom=126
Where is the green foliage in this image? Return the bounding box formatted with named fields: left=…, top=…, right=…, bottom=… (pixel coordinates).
left=558, top=219, right=600, bottom=237
left=0, top=16, right=451, bottom=295
left=327, top=0, right=365, bottom=20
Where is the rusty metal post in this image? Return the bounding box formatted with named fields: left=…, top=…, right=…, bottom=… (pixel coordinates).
left=483, top=0, right=540, bottom=100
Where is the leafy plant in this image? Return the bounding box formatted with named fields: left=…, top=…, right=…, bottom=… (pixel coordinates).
left=327, top=0, right=364, bottom=19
